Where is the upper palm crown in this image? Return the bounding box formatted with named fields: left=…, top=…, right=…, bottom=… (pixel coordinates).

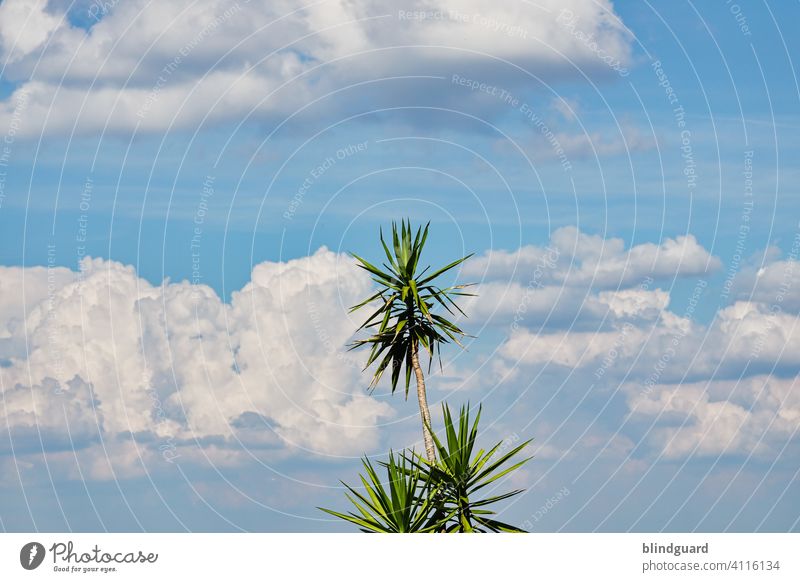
left=349, top=220, right=474, bottom=396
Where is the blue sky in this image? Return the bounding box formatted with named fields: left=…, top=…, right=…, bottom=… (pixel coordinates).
left=0, top=0, right=798, bottom=532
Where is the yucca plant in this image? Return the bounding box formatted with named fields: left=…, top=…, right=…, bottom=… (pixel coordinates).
left=409, top=403, right=533, bottom=532
left=349, top=220, right=474, bottom=462
left=321, top=405, right=532, bottom=533
left=319, top=452, right=450, bottom=533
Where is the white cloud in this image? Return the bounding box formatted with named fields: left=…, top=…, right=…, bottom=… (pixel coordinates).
left=458, top=227, right=715, bottom=336
left=473, top=249, right=800, bottom=459
left=0, top=249, right=394, bottom=478
left=497, top=298, right=800, bottom=381
left=0, top=0, right=61, bottom=64
left=464, top=226, right=719, bottom=289
left=0, top=264, right=74, bottom=335
left=627, top=375, right=800, bottom=459
left=491, top=285, right=800, bottom=459
left=464, top=282, right=669, bottom=330
left=0, top=0, right=634, bottom=135
left=730, top=256, right=800, bottom=313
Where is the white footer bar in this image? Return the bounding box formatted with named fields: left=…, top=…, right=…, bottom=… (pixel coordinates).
left=1, top=533, right=796, bottom=581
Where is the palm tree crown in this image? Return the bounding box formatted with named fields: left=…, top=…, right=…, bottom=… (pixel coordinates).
left=349, top=220, right=474, bottom=461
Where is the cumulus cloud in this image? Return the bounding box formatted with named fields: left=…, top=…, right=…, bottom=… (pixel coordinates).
left=0, top=249, right=394, bottom=480
left=498, top=297, right=800, bottom=382
left=465, top=226, right=719, bottom=289
left=0, top=0, right=634, bottom=135
left=465, top=282, right=670, bottom=331
left=0, top=264, right=73, bottom=331
left=491, top=274, right=800, bottom=459
left=458, top=227, right=717, bottom=335
left=455, top=243, right=800, bottom=460
left=627, top=375, right=800, bottom=459
left=730, top=255, right=800, bottom=313
left=0, top=0, right=61, bottom=64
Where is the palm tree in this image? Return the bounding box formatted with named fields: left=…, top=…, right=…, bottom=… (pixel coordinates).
left=349, top=220, right=474, bottom=463
left=320, top=404, right=532, bottom=532
left=319, top=451, right=451, bottom=533
left=410, top=403, right=532, bottom=532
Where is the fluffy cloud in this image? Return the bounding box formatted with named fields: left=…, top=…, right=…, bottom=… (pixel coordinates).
left=455, top=237, right=800, bottom=460
left=0, top=249, right=393, bottom=479
left=459, top=227, right=717, bottom=333
left=498, top=298, right=800, bottom=382
left=465, top=282, right=670, bottom=330
left=0, top=264, right=73, bottom=330
left=0, top=0, right=61, bottom=63
left=730, top=254, right=800, bottom=313
left=0, top=0, right=633, bottom=135
left=490, top=265, right=800, bottom=460
left=627, top=375, right=800, bottom=459
left=464, top=226, right=719, bottom=289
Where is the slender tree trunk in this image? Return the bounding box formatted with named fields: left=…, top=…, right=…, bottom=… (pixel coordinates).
left=411, top=338, right=437, bottom=463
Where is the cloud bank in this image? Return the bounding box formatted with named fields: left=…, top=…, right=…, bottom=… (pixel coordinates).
left=0, top=249, right=393, bottom=483
left=0, top=0, right=633, bottom=135
left=2, top=231, right=797, bottom=482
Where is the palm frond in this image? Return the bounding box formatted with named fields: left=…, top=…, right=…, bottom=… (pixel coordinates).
left=348, top=219, right=474, bottom=395
left=323, top=405, right=533, bottom=533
